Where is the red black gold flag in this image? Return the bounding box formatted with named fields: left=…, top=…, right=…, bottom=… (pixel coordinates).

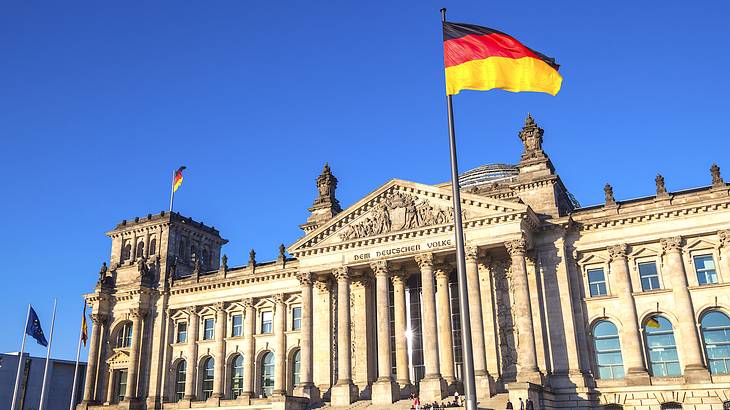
left=80, top=301, right=88, bottom=347
left=172, top=166, right=186, bottom=193
left=443, top=22, right=562, bottom=96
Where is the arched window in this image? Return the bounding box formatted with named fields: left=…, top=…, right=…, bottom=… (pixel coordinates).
left=174, top=361, right=186, bottom=401
left=291, top=349, right=301, bottom=389
left=149, top=238, right=157, bottom=256
left=701, top=311, right=730, bottom=374
left=593, top=320, right=624, bottom=379
left=231, top=354, right=244, bottom=398
left=115, top=323, right=133, bottom=348
left=201, top=358, right=214, bottom=399
left=136, top=241, right=144, bottom=259
left=202, top=249, right=209, bottom=268
left=190, top=245, right=198, bottom=263
left=122, top=241, right=132, bottom=262
left=644, top=316, right=681, bottom=377
left=260, top=352, right=275, bottom=398
left=660, top=402, right=682, bottom=409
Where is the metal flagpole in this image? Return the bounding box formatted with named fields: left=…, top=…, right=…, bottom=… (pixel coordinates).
left=169, top=169, right=176, bottom=212
left=11, top=304, right=31, bottom=410
left=441, top=8, right=477, bottom=410
left=39, top=299, right=57, bottom=410
left=69, top=300, right=86, bottom=410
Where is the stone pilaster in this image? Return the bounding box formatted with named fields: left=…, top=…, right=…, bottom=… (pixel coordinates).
left=465, top=246, right=493, bottom=399
left=125, top=308, right=145, bottom=400
left=213, top=302, right=226, bottom=399
left=505, top=238, right=542, bottom=384
left=82, top=313, right=106, bottom=403
left=478, top=257, right=499, bottom=377
left=273, top=294, right=287, bottom=396
left=434, top=266, right=455, bottom=385
left=293, top=272, right=320, bottom=401
left=661, top=237, right=710, bottom=382
left=184, top=306, right=199, bottom=400
left=415, top=253, right=446, bottom=402
left=390, top=272, right=412, bottom=397
left=312, top=279, right=333, bottom=394
left=607, top=244, right=650, bottom=385
left=241, top=299, right=255, bottom=400
left=370, top=261, right=398, bottom=405
left=331, top=267, right=358, bottom=406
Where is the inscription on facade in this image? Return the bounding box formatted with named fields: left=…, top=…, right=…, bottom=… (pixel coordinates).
left=350, top=239, right=453, bottom=263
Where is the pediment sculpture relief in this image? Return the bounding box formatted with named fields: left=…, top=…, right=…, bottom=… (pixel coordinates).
left=339, top=191, right=463, bottom=240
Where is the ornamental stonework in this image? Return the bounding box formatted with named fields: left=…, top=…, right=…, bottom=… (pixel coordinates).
left=339, top=191, right=457, bottom=241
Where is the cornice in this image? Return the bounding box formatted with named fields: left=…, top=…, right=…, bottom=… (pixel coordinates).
left=169, top=269, right=298, bottom=296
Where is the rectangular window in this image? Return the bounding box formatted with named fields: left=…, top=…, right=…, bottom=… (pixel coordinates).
left=176, top=322, right=187, bottom=343
left=231, top=314, right=243, bottom=337
left=114, top=369, right=128, bottom=403
left=638, top=261, right=661, bottom=291
left=587, top=268, right=608, bottom=297
left=292, top=307, right=302, bottom=331
left=203, top=318, right=215, bottom=340
left=261, top=311, right=273, bottom=334
left=694, top=255, right=718, bottom=285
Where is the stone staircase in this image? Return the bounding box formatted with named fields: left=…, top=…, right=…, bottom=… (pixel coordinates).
left=323, top=394, right=510, bottom=410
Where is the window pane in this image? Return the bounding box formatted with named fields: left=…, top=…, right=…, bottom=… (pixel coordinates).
left=262, top=311, right=273, bottom=334
left=592, top=321, right=623, bottom=379
left=292, top=307, right=302, bottom=330
left=232, top=315, right=243, bottom=337
left=177, top=323, right=187, bottom=343
left=638, top=262, right=660, bottom=291
left=204, top=318, right=215, bottom=340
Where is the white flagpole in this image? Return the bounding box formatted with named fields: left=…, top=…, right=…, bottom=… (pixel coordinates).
left=169, top=169, right=176, bottom=212
left=11, top=304, right=31, bottom=410
left=69, top=300, right=86, bottom=410
left=39, top=299, right=57, bottom=410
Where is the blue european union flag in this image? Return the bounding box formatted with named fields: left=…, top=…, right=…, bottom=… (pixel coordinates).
left=26, top=306, right=48, bottom=347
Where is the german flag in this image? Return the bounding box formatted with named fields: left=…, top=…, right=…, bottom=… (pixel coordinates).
left=443, top=22, right=562, bottom=96
left=172, top=166, right=186, bottom=193
left=80, top=301, right=88, bottom=347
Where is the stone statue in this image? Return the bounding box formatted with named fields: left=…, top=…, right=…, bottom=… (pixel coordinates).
left=655, top=174, right=667, bottom=196
left=221, top=254, right=228, bottom=269
left=249, top=249, right=256, bottom=267
left=604, top=183, right=616, bottom=206
left=518, top=113, right=546, bottom=161
left=313, top=163, right=342, bottom=211
left=98, top=262, right=108, bottom=283
left=711, top=163, right=724, bottom=187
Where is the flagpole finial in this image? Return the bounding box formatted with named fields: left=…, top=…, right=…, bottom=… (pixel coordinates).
left=440, top=8, right=447, bottom=22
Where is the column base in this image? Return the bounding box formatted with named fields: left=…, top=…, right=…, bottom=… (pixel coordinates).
left=506, top=382, right=542, bottom=408
left=625, top=368, right=651, bottom=386
left=293, top=383, right=321, bottom=402
left=371, top=378, right=399, bottom=405
left=331, top=380, right=359, bottom=406
left=475, top=374, right=494, bottom=400
left=516, top=369, right=544, bottom=385
left=684, top=365, right=711, bottom=383
left=145, top=396, right=162, bottom=410
left=396, top=380, right=414, bottom=400
left=174, top=399, right=192, bottom=409
left=418, top=375, right=447, bottom=402
left=117, top=398, right=144, bottom=410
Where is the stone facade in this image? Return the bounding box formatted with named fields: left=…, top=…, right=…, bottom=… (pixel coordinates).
left=79, top=116, right=730, bottom=410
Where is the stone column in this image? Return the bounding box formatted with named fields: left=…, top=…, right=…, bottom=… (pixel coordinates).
left=273, top=294, right=287, bottom=396
left=125, top=308, right=144, bottom=400
left=391, top=272, right=411, bottom=396
left=607, top=244, right=649, bottom=384
left=312, top=279, right=333, bottom=393
left=105, top=369, right=115, bottom=404
left=505, top=239, right=542, bottom=384
left=242, top=299, right=255, bottom=400
left=478, top=257, right=499, bottom=377
left=434, top=266, right=455, bottom=384
left=82, top=313, right=106, bottom=403
left=465, top=246, right=493, bottom=398
left=213, top=302, right=227, bottom=399
left=661, top=237, right=710, bottom=382
left=294, top=273, right=320, bottom=400
left=415, top=253, right=446, bottom=402
left=370, top=261, right=399, bottom=404
left=331, top=267, right=358, bottom=406
left=184, top=306, right=199, bottom=400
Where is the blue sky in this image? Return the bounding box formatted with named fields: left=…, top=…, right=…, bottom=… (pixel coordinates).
left=1, top=1, right=729, bottom=360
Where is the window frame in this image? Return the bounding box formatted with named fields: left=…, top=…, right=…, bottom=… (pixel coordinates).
left=700, top=310, right=730, bottom=375
left=592, top=320, right=624, bottom=380
left=587, top=267, right=609, bottom=297
left=203, top=317, right=215, bottom=340
left=201, top=357, right=215, bottom=399
left=176, top=322, right=187, bottom=344
left=114, top=369, right=128, bottom=403
left=231, top=314, right=243, bottom=337
left=260, top=311, right=273, bottom=334
left=643, top=316, right=681, bottom=377
left=637, top=260, right=662, bottom=292
left=231, top=354, right=244, bottom=398
left=116, top=322, right=133, bottom=348
left=693, top=254, right=719, bottom=285
left=174, top=360, right=186, bottom=401
left=291, top=306, right=302, bottom=331
left=260, top=352, right=275, bottom=397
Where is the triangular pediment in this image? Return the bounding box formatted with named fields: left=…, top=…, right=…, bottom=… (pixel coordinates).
left=290, top=179, right=533, bottom=256
left=107, top=349, right=130, bottom=368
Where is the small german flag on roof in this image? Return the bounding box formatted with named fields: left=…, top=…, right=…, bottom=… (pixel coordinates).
left=443, top=21, right=562, bottom=96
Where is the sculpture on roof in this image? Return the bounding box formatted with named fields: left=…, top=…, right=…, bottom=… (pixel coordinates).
left=655, top=174, right=668, bottom=196
left=604, top=183, right=616, bottom=206
left=518, top=114, right=546, bottom=161
left=711, top=163, right=724, bottom=187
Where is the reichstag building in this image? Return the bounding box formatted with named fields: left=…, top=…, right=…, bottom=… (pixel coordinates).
left=79, top=116, right=730, bottom=409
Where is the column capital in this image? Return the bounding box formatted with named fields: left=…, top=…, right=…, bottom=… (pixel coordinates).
left=129, top=307, right=147, bottom=319
left=415, top=252, right=434, bottom=268
left=242, top=298, right=254, bottom=309
left=352, top=275, right=371, bottom=290
left=719, top=230, right=730, bottom=248
left=214, top=301, right=226, bottom=312
left=661, top=236, right=683, bottom=254
left=314, top=278, right=332, bottom=294
left=185, top=305, right=199, bottom=317
left=465, top=245, right=479, bottom=262
left=434, top=266, right=450, bottom=281
left=370, top=260, right=389, bottom=277
left=296, top=271, right=314, bottom=286
left=90, top=313, right=109, bottom=325
left=505, top=238, right=527, bottom=257
left=273, top=293, right=286, bottom=305
left=607, top=243, right=628, bottom=261
left=389, top=271, right=410, bottom=286
left=333, top=266, right=350, bottom=281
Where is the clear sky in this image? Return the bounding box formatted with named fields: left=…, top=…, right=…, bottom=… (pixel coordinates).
left=1, top=1, right=729, bottom=361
